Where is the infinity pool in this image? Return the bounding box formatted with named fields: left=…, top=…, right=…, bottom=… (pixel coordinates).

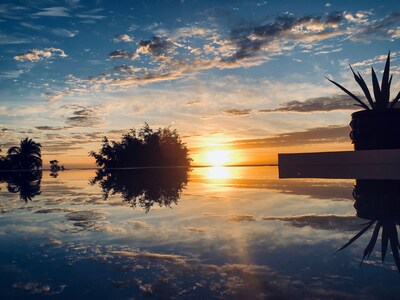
left=0, top=167, right=398, bottom=299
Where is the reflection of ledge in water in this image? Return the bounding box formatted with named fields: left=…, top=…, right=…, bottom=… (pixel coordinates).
left=279, top=150, right=400, bottom=179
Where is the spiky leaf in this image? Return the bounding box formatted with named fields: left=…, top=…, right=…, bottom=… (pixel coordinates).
left=349, top=65, right=374, bottom=109
left=382, top=223, right=389, bottom=262
left=325, top=77, right=370, bottom=110
left=381, top=52, right=391, bottom=108
left=336, top=220, right=375, bottom=253
left=361, top=222, right=381, bottom=265
left=389, top=223, right=400, bottom=273
left=390, top=91, right=400, bottom=108
left=371, top=67, right=382, bottom=108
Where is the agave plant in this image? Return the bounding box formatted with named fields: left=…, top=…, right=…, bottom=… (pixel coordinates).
left=337, top=219, right=400, bottom=272
left=326, top=52, right=400, bottom=110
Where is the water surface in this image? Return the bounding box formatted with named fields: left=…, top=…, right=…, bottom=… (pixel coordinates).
left=0, top=167, right=398, bottom=299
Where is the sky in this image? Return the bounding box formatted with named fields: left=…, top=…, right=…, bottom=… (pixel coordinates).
left=1, top=0, right=400, bottom=167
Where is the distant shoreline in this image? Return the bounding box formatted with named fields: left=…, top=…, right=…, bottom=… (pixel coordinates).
left=0, top=164, right=279, bottom=172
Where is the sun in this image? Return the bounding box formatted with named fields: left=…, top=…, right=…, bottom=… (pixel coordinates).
left=205, top=149, right=231, bottom=166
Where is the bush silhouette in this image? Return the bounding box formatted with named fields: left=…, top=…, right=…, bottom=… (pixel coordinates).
left=90, top=124, right=191, bottom=168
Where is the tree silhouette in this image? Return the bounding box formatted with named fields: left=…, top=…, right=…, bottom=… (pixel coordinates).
left=90, top=124, right=191, bottom=168
left=0, top=171, right=42, bottom=201
left=90, top=168, right=189, bottom=212
left=6, top=138, right=42, bottom=170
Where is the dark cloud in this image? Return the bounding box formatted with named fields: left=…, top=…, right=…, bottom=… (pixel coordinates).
left=259, top=94, right=360, bottom=113
left=227, top=12, right=344, bottom=62
left=35, top=126, right=71, bottom=131
left=137, top=36, right=173, bottom=58
left=224, top=108, right=252, bottom=116
left=227, top=125, right=349, bottom=149
left=109, top=50, right=136, bottom=60
left=65, top=106, right=105, bottom=128
left=66, top=116, right=103, bottom=127
left=263, top=214, right=361, bottom=231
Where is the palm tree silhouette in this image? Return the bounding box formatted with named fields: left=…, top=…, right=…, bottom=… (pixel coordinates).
left=7, top=138, right=42, bottom=170
left=6, top=171, right=42, bottom=201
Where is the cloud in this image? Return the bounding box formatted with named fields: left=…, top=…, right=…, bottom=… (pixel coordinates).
left=109, top=50, right=137, bottom=60
left=259, top=94, right=360, bottom=113
left=12, top=281, right=66, bottom=296
left=20, top=22, right=45, bottom=30
left=263, top=214, right=361, bottom=231
left=136, top=36, right=175, bottom=59
left=110, top=250, right=186, bottom=264
left=51, top=28, right=79, bottom=37
left=65, top=106, right=106, bottom=128
left=228, top=215, right=256, bottom=222
left=0, top=34, right=30, bottom=45
left=33, top=7, right=70, bottom=17
left=346, top=12, right=400, bottom=40
left=224, top=108, right=252, bottom=116
left=0, top=69, right=25, bottom=78
left=76, top=8, right=106, bottom=20
left=14, top=48, right=67, bottom=62
left=227, top=125, right=349, bottom=149
left=113, top=65, right=142, bottom=73
left=113, top=34, right=133, bottom=43
left=226, top=12, right=344, bottom=63
left=35, top=126, right=71, bottom=131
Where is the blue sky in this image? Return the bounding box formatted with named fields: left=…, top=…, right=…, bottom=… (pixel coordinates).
left=1, top=0, right=400, bottom=166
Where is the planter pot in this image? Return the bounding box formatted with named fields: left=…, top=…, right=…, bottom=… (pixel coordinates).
left=350, top=109, right=400, bottom=150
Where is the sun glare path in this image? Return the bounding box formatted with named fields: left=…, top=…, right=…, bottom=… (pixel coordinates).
left=205, top=150, right=231, bottom=166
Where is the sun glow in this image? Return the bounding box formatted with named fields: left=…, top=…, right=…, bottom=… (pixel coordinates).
left=205, top=150, right=231, bottom=166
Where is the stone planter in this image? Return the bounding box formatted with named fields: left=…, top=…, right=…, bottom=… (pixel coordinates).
left=350, top=109, right=400, bottom=150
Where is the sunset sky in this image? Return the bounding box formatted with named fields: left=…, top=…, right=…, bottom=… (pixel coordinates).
left=1, top=0, right=400, bottom=167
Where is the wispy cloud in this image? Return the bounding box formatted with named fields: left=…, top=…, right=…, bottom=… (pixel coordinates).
left=14, top=48, right=67, bottom=62
left=33, top=7, right=70, bottom=17
left=35, top=126, right=71, bottom=131
left=0, top=34, right=30, bottom=45
left=263, top=214, right=360, bottom=231
left=259, top=94, right=359, bottom=113
left=51, top=28, right=79, bottom=38
left=227, top=125, right=349, bottom=149
left=224, top=108, right=252, bottom=116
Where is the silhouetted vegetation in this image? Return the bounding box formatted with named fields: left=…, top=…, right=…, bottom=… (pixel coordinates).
left=49, top=160, right=65, bottom=177
left=0, top=171, right=42, bottom=201
left=327, top=52, right=400, bottom=110
left=89, top=124, right=191, bottom=168
left=337, top=180, right=400, bottom=272
left=90, top=168, right=189, bottom=212
left=0, top=138, right=42, bottom=170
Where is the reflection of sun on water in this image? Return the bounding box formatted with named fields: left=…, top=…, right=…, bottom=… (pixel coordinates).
left=206, top=166, right=231, bottom=179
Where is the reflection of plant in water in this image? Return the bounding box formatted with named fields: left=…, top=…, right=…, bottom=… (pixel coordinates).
left=337, top=220, right=400, bottom=271
left=337, top=180, right=400, bottom=271
left=0, top=171, right=42, bottom=201
left=90, top=168, right=189, bottom=212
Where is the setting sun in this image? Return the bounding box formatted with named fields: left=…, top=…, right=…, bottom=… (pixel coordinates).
left=205, top=150, right=231, bottom=166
